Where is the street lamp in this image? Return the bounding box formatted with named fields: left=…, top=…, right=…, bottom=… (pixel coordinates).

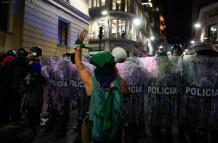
left=101, top=10, right=108, bottom=15
left=190, top=40, right=195, bottom=44
left=150, top=36, right=155, bottom=41
left=194, top=22, right=201, bottom=29
left=133, top=17, right=141, bottom=26
left=193, top=22, right=201, bottom=43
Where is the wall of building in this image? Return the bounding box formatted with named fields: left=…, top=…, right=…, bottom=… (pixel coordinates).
left=22, top=0, right=89, bottom=56
left=70, top=0, right=89, bottom=15
left=0, top=0, right=25, bottom=52
left=192, top=0, right=217, bottom=22
left=195, top=2, right=218, bottom=44
left=88, top=0, right=153, bottom=56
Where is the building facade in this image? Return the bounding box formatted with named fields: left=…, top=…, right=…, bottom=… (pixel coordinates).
left=0, top=0, right=90, bottom=56
left=192, top=0, right=217, bottom=22
left=88, top=0, right=154, bottom=56
left=194, top=1, right=218, bottom=46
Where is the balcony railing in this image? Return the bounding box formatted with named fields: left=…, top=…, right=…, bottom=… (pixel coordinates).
left=88, top=31, right=135, bottom=40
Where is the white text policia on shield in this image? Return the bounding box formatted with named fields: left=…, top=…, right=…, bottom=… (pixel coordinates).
left=148, top=86, right=177, bottom=95
left=186, top=87, right=218, bottom=96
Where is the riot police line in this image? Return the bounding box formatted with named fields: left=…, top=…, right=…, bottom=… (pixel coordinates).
left=41, top=49, right=218, bottom=143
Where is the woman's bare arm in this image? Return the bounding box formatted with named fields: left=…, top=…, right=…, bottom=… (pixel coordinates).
left=75, top=32, right=93, bottom=96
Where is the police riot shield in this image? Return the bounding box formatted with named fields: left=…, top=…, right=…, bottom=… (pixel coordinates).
left=143, top=56, right=182, bottom=130
left=41, top=56, right=87, bottom=112
left=182, top=55, right=218, bottom=130
left=117, top=57, right=149, bottom=123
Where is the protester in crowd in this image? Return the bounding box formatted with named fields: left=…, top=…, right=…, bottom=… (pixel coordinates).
left=2, top=50, right=16, bottom=65
left=10, top=48, right=29, bottom=122
left=0, top=52, right=6, bottom=125
left=71, top=53, right=90, bottom=143
left=75, top=31, right=129, bottom=143
left=22, top=63, right=45, bottom=136
left=0, top=50, right=16, bottom=124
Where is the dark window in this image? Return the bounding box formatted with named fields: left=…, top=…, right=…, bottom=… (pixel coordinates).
left=0, top=1, right=9, bottom=31
left=127, top=51, right=129, bottom=57
left=58, top=20, right=68, bottom=47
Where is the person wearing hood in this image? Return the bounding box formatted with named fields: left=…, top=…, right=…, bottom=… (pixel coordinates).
left=75, top=31, right=129, bottom=143
left=0, top=50, right=16, bottom=124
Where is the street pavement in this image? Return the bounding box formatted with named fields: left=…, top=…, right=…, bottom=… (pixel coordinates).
left=32, top=110, right=78, bottom=143
left=0, top=110, right=185, bottom=143
left=0, top=110, right=78, bottom=143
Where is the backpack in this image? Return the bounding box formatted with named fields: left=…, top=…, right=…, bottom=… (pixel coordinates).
left=89, top=76, right=123, bottom=142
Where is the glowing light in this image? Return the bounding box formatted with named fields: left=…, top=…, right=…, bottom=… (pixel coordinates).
left=190, top=40, right=195, bottom=44
left=150, top=36, right=155, bottom=41
left=160, top=15, right=164, bottom=22
left=159, top=45, right=163, bottom=49
left=211, top=27, right=217, bottom=32
left=194, top=23, right=201, bottom=29
left=141, top=2, right=153, bottom=7
left=101, top=10, right=108, bottom=15
left=133, top=17, right=141, bottom=26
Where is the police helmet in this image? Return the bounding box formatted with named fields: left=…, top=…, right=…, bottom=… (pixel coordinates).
left=171, top=44, right=182, bottom=56
left=6, top=50, right=16, bottom=57
left=30, top=47, right=42, bottom=57
left=189, top=42, right=217, bottom=55
left=17, top=48, right=28, bottom=57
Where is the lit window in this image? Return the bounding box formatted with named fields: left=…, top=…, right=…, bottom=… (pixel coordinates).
left=112, top=0, right=127, bottom=11
left=112, top=0, right=116, bottom=10
left=111, top=19, right=117, bottom=38
left=110, top=19, right=126, bottom=39
left=125, top=0, right=127, bottom=11
left=97, top=0, right=100, bottom=7
left=101, top=0, right=105, bottom=6
left=92, top=0, right=105, bottom=7
left=58, top=20, right=69, bottom=47
left=90, top=19, right=108, bottom=39
left=93, top=0, right=96, bottom=7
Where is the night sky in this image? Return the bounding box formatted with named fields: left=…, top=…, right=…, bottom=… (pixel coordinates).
left=157, top=0, right=193, bottom=44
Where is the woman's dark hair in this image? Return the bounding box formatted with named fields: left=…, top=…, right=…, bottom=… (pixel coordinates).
left=94, top=63, right=116, bottom=88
